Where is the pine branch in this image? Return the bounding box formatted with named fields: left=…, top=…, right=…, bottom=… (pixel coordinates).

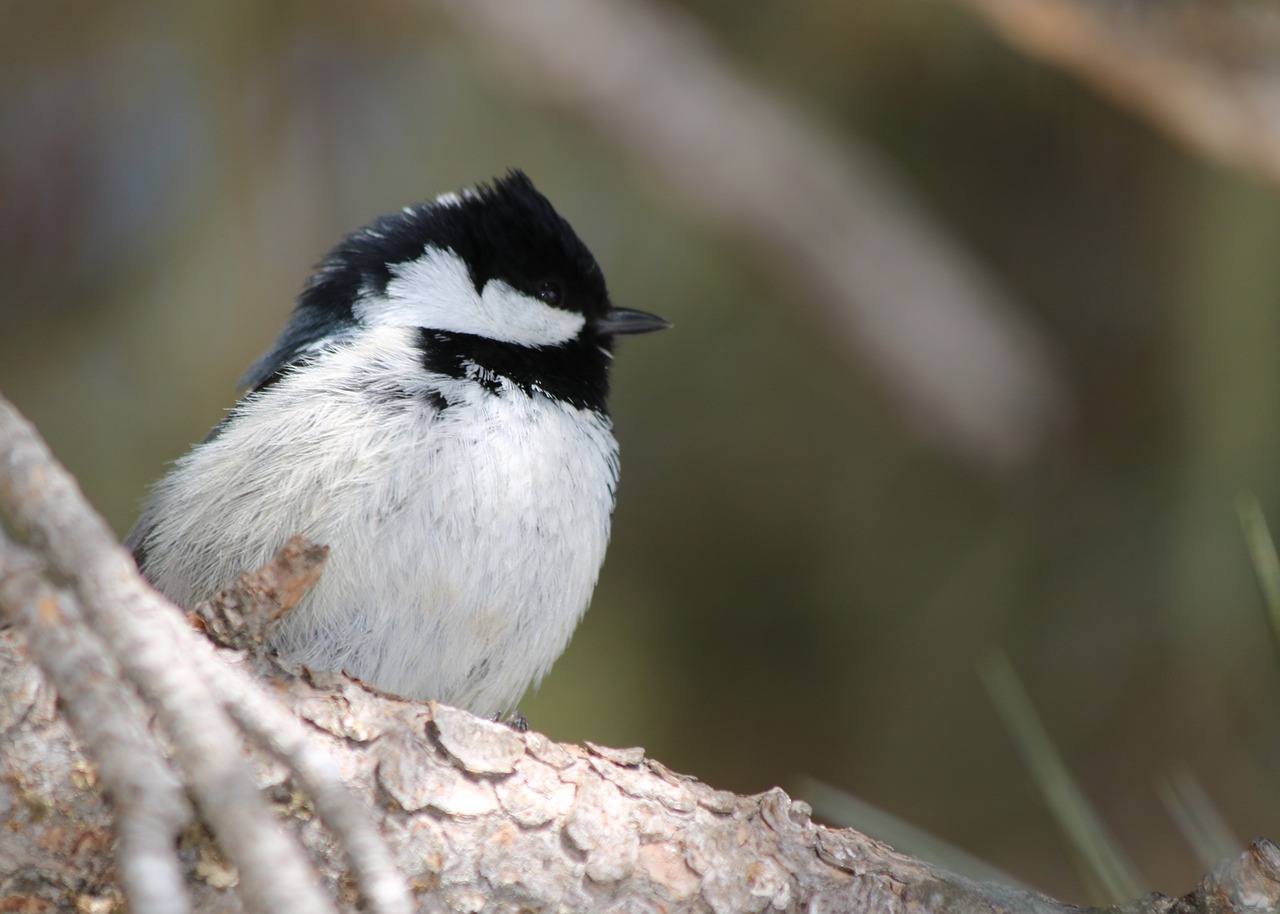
left=1, top=392, right=1276, bottom=912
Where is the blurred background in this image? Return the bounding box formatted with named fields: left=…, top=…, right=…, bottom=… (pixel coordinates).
left=4, top=0, right=1280, bottom=903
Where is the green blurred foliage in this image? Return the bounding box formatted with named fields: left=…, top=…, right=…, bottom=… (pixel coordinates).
left=3, top=1, right=1280, bottom=902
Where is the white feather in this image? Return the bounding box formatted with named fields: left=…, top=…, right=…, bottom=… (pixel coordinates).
left=358, top=247, right=586, bottom=347
left=138, top=324, right=618, bottom=716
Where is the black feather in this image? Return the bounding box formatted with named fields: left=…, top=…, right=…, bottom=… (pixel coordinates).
left=240, top=171, right=612, bottom=393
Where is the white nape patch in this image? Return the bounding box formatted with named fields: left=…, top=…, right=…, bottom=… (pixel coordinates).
left=358, top=247, right=586, bottom=347
left=433, top=187, right=481, bottom=208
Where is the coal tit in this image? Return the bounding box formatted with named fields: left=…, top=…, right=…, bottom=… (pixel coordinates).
left=127, top=171, right=668, bottom=717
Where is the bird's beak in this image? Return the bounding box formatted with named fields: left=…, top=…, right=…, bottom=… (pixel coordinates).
left=596, top=308, right=672, bottom=335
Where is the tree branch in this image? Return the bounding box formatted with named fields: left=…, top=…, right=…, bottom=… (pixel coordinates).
left=1, top=388, right=1277, bottom=911
left=0, top=394, right=409, bottom=914
left=1, top=619, right=1278, bottom=912
left=0, top=535, right=191, bottom=914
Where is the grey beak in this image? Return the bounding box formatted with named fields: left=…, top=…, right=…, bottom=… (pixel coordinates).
left=596, top=308, right=672, bottom=335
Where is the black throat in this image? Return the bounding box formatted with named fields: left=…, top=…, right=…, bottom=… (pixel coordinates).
left=417, top=329, right=613, bottom=414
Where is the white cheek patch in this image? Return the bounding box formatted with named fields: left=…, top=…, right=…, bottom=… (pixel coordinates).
left=359, top=247, right=586, bottom=347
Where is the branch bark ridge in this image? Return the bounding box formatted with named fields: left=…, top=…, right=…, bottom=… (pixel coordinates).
left=1, top=392, right=1277, bottom=912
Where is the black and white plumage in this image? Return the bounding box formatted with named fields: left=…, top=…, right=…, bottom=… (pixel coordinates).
left=127, top=171, right=668, bottom=717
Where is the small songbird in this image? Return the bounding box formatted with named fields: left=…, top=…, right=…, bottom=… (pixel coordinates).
left=127, top=171, right=668, bottom=717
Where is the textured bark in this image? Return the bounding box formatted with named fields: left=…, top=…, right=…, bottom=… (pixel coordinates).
left=0, top=627, right=1278, bottom=913
left=0, top=395, right=393, bottom=914
left=1, top=387, right=1277, bottom=913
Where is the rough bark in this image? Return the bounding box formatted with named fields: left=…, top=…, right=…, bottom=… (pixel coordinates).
left=2, top=399, right=1278, bottom=913
left=1, top=619, right=1279, bottom=913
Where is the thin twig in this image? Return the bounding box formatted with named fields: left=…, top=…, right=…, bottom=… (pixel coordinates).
left=194, top=538, right=412, bottom=914
left=0, top=394, right=337, bottom=914
left=0, top=535, right=191, bottom=914
left=202, top=650, right=414, bottom=914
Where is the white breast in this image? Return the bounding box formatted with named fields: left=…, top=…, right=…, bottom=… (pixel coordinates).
left=139, top=326, right=619, bottom=716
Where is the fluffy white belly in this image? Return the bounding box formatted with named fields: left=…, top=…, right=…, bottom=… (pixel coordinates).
left=138, top=333, right=619, bottom=717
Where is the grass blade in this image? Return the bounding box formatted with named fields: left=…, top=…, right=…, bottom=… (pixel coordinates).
left=979, top=648, right=1144, bottom=903
left=1236, top=491, right=1280, bottom=657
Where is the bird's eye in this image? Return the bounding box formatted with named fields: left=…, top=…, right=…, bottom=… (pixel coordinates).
left=535, top=280, right=564, bottom=306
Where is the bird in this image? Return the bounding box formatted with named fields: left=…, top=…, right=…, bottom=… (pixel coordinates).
left=126, top=170, right=669, bottom=718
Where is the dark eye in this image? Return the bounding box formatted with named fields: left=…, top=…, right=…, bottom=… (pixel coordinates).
left=535, top=280, right=564, bottom=306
